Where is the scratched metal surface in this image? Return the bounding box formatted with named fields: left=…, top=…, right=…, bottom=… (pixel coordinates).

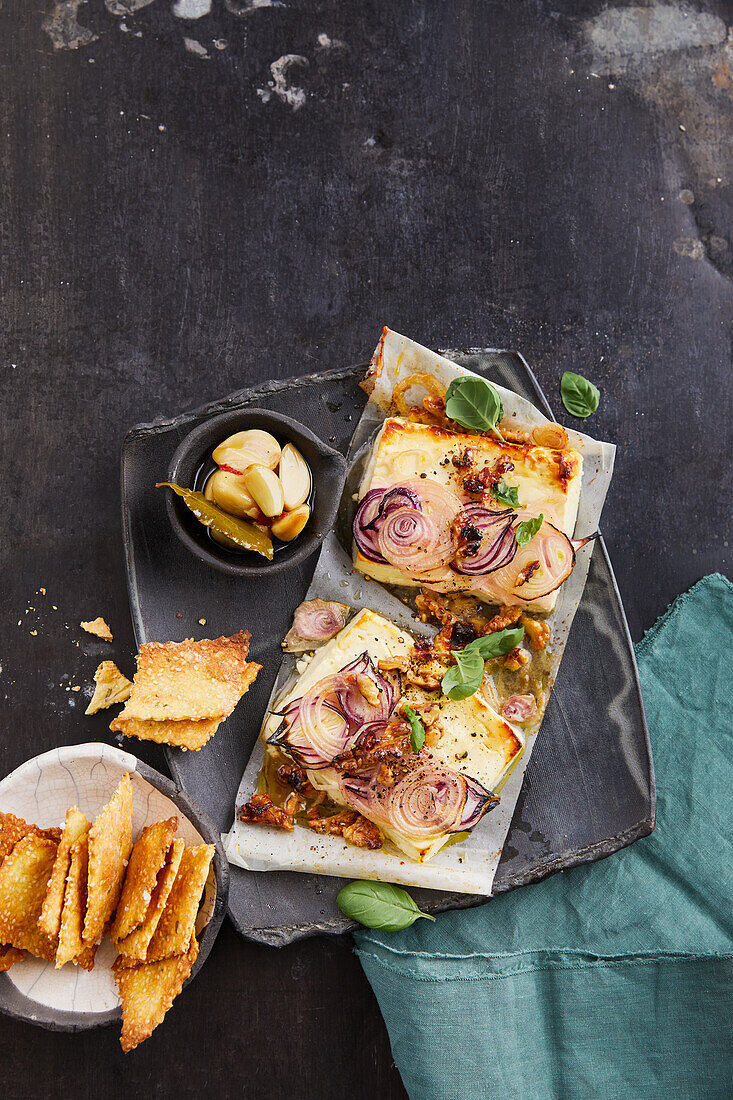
left=0, top=0, right=730, bottom=1097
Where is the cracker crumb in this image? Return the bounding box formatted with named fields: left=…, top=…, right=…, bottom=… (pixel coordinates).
left=30, top=630, right=38, bottom=636
left=81, top=617, right=113, bottom=642
left=198, top=618, right=206, bottom=625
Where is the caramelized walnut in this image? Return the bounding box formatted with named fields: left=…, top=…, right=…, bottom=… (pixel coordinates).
left=451, top=447, right=475, bottom=470
left=276, top=763, right=315, bottom=795
left=521, top=615, right=552, bottom=650
left=306, top=809, right=382, bottom=849
left=356, top=672, right=381, bottom=707
left=239, top=793, right=294, bottom=830
left=504, top=647, right=530, bottom=671
left=515, top=560, right=541, bottom=588
left=342, top=816, right=382, bottom=850
left=486, top=605, right=523, bottom=633
left=462, top=458, right=514, bottom=496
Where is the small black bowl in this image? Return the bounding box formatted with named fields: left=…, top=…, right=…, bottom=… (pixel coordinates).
left=164, top=408, right=347, bottom=578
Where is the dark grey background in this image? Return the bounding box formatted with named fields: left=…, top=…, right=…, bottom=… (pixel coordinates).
left=1, top=0, right=730, bottom=1097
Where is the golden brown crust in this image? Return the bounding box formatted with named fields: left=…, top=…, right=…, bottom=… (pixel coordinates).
left=0, top=812, right=60, bottom=869
left=0, top=944, right=25, bottom=971
left=111, top=818, right=178, bottom=944
left=378, top=417, right=580, bottom=496
left=143, top=845, right=214, bottom=963
left=56, top=834, right=96, bottom=970
left=109, top=715, right=223, bottom=750
left=86, top=661, right=133, bottom=715
left=116, top=838, right=185, bottom=962
left=39, top=807, right=90, bottom=943
left=80, top=617, right=113, bottom=642
left=114, top=935, right=198, bottom=1052
left=83, top=774, right=133, bottom=947
left=0, top=835, right=58, bottom=960
left=118, top=632, right=253, bottom=722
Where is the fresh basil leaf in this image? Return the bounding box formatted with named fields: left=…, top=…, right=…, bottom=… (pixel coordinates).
left=468, top=625, right=525, bottom=660
left=445, top=376, right=504, bottom=437
left=441, top=647, right=485, bottom=700
left=492, top=479, right=520, bottom=508
left=515, top=513, right=543, bottom=548
left=404, top=705, right=425, bottom=754
left=336, top=880, right=436, bottom=931
left=560, top=371, right=600, bottom=418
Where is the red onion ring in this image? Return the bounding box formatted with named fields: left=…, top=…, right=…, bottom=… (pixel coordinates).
left=453, top=505, right=519, bottom=575
left=501, top=694, right=537, bottom=723
left=341, top=756, right=498, bottom=839
left=290, top=600, right=347, bottom=644
left=465, top=513, right=581, bottom=603
left=377, top=506, right=454, bottom=574
left=353, top=488, right=389, bottom=563
left=268, top=653, right=400, bottom=768
left=268, top=693, right=350, bottom=769
left=363, top=486, right=421, bottom=529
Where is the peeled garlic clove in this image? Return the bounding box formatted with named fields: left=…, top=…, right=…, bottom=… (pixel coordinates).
left=271, top=504, right=310, bottom=542
left=207, top=470, right=260, bottom=519
left=244, top=465, right=285, bottom=518
left=279, top=443, right=311, bottom=510
left=212, top=430, right=281, bottom=473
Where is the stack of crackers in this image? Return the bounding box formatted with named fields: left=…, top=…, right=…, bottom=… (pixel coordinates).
left=0, top=774, right=214, bottom=1051
left=104, top=632, right=260, bottom=751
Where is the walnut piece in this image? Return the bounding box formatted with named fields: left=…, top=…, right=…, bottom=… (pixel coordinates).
left=521, top=615, right=552, bottom=650
left=239, top=793, right=294, bottom=830
left=306, top=809, right=382, bottom=849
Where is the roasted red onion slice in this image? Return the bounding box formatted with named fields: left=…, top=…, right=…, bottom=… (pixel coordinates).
left=453, top=504, right=518, bottom=576
left=336, top=653, right=397, bottom=725
left=378, top=479, right=462, bottom=576
left=268, top=693, right=350, bottom=769
left=353, top=488, right=390, bottom=562
left=282, top=599, right=350, bottom=653
left=501, top=694, right=537, bottom=723
left=378, top=506, right=449, bottom=574
left=354, top=479, right=463, bottom=574
left=363, top=486, right=421, bottom=529
left=268, top=653, right=400, bottom=768
left=341, top=756, right=498, bottom=839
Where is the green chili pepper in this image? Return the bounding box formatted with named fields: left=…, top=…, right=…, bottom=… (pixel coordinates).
left=157, top=482, right=274, bottom=561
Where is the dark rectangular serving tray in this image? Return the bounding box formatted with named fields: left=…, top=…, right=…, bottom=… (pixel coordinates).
left=121, top=352, right=654, bottom=946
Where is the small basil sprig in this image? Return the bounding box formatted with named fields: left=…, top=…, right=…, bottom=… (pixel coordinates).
left=337, top=880, right=436, bottom=931
left=515, top=513, right=543, bottom=548
left=403, top=705, right=425, bottom=754
left=442, top=625, right=525, bottom=700
left=492, top=479, right=520, bottom=508
left=560, top=371, right=600, bottom=418
left=445, top=377, right=504, bottom=439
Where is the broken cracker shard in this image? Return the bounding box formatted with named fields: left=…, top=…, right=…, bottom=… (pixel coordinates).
left=109, top=631, right=261, bottom=751
left=81, top=616, right=113, bottom=642
left=86, top=661, right=133, bottom=714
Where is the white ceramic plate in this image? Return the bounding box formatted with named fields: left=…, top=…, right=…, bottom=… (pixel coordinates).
left=0, top=742, right=229, bottom=1031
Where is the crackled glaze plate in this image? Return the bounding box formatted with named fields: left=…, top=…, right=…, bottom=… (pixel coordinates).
left=0, top=743, right=229, bottom=1031
left=121, top=353, right=654, bottom=945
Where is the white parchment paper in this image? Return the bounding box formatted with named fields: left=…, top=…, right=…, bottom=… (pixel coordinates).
left=224, top=330, right=615, bottom=895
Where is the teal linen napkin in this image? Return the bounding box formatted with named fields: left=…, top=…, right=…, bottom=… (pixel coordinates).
left=355, top=574, right=733, bottom=1100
